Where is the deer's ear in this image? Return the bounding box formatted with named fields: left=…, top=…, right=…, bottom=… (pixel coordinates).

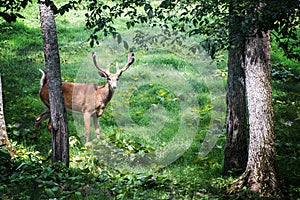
left=98, top=71, right=108, bottom=78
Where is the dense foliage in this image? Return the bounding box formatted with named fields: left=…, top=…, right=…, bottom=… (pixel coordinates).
left=1, top=0, right=299, bottom=59
left=0, top=0, right=32, bottom=22
left=83, top=0, right=300, bottom=60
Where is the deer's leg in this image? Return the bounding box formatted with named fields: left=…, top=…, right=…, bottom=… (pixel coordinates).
left=92, top=113, right=100, bottom=138
left=33, top=109, right=51, bottom=137
left=83, top=112, right=91, bottom=143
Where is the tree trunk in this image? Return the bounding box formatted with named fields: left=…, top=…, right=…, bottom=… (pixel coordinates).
left=227, top=30, right=283, bottom=198
left=223, top=38, right=248, bottom=175
left=223, top=2, right=248, bottom=174
left=223, top=46, right=248, bottom=174
left=39, top=0, right=69, bottom=166
left=0, top=74, right=17, bottom=158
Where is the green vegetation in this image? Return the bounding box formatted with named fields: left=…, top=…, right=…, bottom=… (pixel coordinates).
left=271, top=42, right=300, bottom=188
left=0, top=2, right=299, bottom=199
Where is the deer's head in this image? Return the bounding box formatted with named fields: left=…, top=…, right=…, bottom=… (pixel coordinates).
left=92, top=52, right=135, bottom=90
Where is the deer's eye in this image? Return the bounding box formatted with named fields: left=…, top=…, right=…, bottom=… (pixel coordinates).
left=107, top=78, right=111, bottom=81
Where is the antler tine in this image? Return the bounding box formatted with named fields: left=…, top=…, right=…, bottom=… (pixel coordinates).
left=92, top=52, right=110, bottom=75
left=117, top=52, right=135, bottom=75
left=115, top=62, right=120, bottom=71
left=107, top=63, right=111, bottom=72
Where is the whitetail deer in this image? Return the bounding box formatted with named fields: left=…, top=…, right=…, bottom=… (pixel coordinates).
left=34, top=52, right=135, bottom=142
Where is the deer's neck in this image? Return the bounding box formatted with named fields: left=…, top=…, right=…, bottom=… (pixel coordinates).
left=102, top=82, right=115, bottom=104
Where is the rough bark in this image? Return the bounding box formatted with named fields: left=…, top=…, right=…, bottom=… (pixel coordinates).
left=223, top=39, right=248, bottom=175
left=223, top=2, right=248, bottom=174
left=227, top=30, right=283, bottom=198
left=39, top=0, right=69, bottom=166
left=0, top=74, right=17, bottom=158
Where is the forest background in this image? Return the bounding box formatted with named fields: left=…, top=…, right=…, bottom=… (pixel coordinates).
left=0, top=0, right=299, bottom=199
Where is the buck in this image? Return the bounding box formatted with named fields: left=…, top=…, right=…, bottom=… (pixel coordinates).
left=34, top=52, right=135, bottom=142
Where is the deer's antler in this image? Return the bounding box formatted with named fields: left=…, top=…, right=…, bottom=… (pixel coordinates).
left=92, top=52, right=110, bottom=77
left=116, top=52, right=135, bottom=76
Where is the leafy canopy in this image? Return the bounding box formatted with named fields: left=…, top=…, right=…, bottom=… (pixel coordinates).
left=0, top=0, right=299, bottom=58
left=84, top=0, right=299, bottom=59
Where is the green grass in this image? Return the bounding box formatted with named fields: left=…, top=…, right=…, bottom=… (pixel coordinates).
left=0, top=1, right=299, bottom=199
left=271, top=41, right=300, bottom=189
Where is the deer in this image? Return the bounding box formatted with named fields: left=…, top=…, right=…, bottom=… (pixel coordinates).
left=34, top=52, right=135, bottom=142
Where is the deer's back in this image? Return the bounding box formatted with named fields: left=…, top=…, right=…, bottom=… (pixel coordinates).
left=40, top=82, right=105, bottom=114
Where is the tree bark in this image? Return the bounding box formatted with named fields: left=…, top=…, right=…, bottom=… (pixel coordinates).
left=39, top=0, right=69, bottom=166
left=0, top=74, right=17, bottom=158
left=223, top=5, right=248, bottom=173
left=223, top=45, right=248, bottom=174
left=227, top=30, right=283, bottom=198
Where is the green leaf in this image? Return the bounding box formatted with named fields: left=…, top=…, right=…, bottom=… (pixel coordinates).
left=123, top=40, right=129, bottom=50
left=117, top=34, right=122, bottom=44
